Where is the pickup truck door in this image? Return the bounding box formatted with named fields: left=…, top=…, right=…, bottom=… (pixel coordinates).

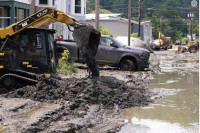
left=96, top=37, right=119, bottom=65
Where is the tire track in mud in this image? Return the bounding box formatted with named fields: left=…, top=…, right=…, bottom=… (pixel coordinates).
left=0, top=76, right=154, bottom=132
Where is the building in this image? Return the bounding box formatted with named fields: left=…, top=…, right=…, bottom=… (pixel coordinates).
left=132, top=21, right=153, bottom=45
left=30, top=0, right=56, bottom=14
left=0, top=0, right=30, bottom=28
left=86, top=14, right=153, bottom=45
left=55, top=0, right=86, bottom=40
left=0, top=0, right=56, bottom=28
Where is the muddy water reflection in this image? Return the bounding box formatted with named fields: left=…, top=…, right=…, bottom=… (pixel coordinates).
left=120, top=72, right=199, bottom=133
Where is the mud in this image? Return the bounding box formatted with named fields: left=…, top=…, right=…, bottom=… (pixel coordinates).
left=2, top=76, right=153, bottom=108
left=0, top=50, right=198, bottom=132
left=0, top=75, right=154, bottom=132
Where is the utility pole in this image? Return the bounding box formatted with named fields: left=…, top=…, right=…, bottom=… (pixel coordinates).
left=138, top=0, right=141, bottom=37
left=95, top=0, right=100, bottom=31
left=188, top=13, right=194, bottom=41
left=128, top=0, right=132, bottom=46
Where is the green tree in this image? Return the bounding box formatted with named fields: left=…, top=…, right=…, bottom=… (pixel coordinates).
left=193, top=23, right=199, bottom=38
left=86, top=0, right=199, bottom=41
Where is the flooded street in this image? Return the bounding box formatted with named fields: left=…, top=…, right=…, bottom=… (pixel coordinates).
left=0, top=50, right=199, bottom=133
left=120, top=50, right=199, bottom=133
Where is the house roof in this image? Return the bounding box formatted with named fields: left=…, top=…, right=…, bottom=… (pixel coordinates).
left=86, top=14, right=152, bottom=27
left=86, top=14, right=121, bottom=20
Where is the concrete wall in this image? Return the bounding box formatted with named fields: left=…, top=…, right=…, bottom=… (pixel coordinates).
left=132, top=22, right=153, bottom=45
left=86, top=19, right=152, bottom=45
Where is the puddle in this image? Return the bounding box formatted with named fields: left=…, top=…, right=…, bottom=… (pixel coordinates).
left=120, top=118, right=197, bottom=133
left=0, top=127, right=9, bottom=133
left=120, top=71, right=199, bottom=133
left=19, top=104, right=49, bottom=118
left=176, top=60, right=199, bottom=63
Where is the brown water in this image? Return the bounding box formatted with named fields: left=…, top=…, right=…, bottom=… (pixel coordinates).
left=120, top=71, right=199, bottom=133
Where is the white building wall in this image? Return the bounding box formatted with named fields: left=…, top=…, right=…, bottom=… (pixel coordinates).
left=15, top=0, right=31, bottom=4
left=55, top=0, right=86, bottom=40
left=86, top=21, right=129, bottom=36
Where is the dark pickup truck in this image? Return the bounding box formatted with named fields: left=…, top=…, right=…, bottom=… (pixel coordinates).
left=56, top=35, right=150, bottom=71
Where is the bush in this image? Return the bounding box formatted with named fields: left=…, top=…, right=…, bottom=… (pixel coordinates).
left=130, top=33, right=141, bottom=39
left=102, top=28, right=111, bottom=35
left=56, top=50, right=77, bottom=75
left=182, top=38, right=189, bottom=44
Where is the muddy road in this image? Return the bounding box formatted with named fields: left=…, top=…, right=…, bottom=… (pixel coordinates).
left=0, top=50, right=199, bottom=133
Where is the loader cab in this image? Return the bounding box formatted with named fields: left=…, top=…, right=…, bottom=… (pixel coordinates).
left=0, top=28, right=57, bottom=88
left=16, top=28, right=56, bottom=73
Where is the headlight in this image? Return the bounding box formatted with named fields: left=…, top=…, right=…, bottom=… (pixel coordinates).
left=138, top=52, right=149, bottom=59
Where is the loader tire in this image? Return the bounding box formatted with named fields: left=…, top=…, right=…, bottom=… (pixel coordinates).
left=188, top=45, right=198, bottom=53
left=2, top=77, right=16, bottom=89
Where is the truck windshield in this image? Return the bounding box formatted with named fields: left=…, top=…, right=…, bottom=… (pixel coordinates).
left=114, top=37, right=127, bottom=47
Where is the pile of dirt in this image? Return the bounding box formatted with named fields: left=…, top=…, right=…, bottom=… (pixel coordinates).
left=2, top=76, right=153, bottom=109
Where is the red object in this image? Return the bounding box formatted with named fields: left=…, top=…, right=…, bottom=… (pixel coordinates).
left=58, top=35, right=63, bottom=41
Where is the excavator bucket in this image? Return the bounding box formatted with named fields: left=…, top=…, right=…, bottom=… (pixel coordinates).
left=73, top=24, right=101, bottom=77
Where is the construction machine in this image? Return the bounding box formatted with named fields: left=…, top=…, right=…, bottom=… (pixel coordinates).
left=187, top=40, right=199, bottom=53
left=0, top=7, right=100, bottom=88
left=158, top=32, right=172, bottom=50
left=150, top=32, right=171, bottom=50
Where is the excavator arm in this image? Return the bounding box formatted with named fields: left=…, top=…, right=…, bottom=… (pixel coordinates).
left=0, top=7, right=100, bottom=77
left=158, top=32, right=166, bottom=45
left=0, top=7, right=78, bottom=39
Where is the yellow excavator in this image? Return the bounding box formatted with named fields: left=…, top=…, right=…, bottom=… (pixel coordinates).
left=158, top=32, right=172, bottom=50
left=151, top=32, right=172, bottom=50
left=0, top=7, right=100, bottom=88
left=187, top=40, right=199, bottom=53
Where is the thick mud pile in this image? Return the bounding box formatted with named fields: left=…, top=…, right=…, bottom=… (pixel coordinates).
left=2, top=76, right=153, bottom=109
left=0, top=76, right=154, bottom=132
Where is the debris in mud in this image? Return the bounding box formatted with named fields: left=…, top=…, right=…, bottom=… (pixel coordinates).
left=1, top=76, right=154, bottom=109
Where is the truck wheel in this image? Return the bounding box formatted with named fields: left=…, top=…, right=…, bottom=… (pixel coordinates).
left=120, top=59, right=137, bottom=71
left=2, top=77, right=16, bottom=89
left=188, top=45, right=198, bottom=53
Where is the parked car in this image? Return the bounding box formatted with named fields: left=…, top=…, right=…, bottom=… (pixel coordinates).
left=175, top=40, right=182, bottom=45
left=56, top=35, right=150, bottom=71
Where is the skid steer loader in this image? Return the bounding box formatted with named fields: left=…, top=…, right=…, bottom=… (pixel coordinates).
left=0, top=7, right=100, bottom=88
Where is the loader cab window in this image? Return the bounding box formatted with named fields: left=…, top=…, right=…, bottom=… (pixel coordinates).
left=18, top=31, right=48, bottom=65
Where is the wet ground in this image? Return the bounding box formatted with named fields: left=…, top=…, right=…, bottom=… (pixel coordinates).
left=120, top=50, right=199, bottom=133
left=0, top=49, right=199, bottom=133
